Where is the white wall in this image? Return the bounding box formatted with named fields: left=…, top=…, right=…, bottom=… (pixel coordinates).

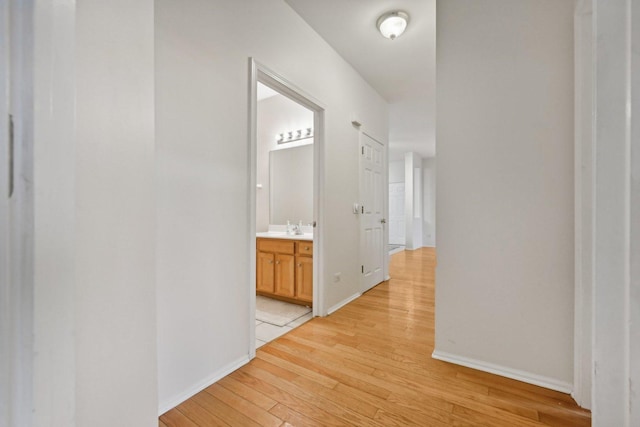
left=32, top=1, right=76, bottom=425
left=435, top=0, right=575, bottom=391
left=155, top=0, right=388, bottom=412
left=389, top=160, right=404, bottom=184
left=422, top=158, right=436, bottom=247
left=75, top=1, right=158, bottom=425
left=256, top=93, right=313, bottom=231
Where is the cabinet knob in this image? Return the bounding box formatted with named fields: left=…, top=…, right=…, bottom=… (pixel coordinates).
left=305, top=246, right=310, bottom=250
left=298, top=263, right=302, bottom=267
left=276, top=261, right=280, bottom=264
left=269, top=260, right=273, bottom=264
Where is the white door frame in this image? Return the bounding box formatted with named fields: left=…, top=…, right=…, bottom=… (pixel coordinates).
left=0, top=0, right=11, bottom=423
left=573, top=1, right=640, bottom=420
left=1, top=1, right=40, bottom=423
left=1, top=2, right=34, bottom=424
left=248, top=58, right=326, bottom=358
left=590, top=0, right=639, bottom=423
left=573, top=0, right=593, bottom=410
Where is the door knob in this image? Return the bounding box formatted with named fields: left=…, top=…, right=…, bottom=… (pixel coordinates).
left=380, top=218, right=387, bottom=224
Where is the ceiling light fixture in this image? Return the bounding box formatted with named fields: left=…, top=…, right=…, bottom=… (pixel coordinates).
left=377, top=11, right=409, bottom=40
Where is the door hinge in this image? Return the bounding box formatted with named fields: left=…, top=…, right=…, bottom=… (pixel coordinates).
left=361, top=146, right=364, bottom=155
left=361, top=265, right=364, bottom=274
left=361, top=205, right=364, bottom=214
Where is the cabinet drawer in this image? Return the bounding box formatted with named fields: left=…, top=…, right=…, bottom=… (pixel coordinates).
left=257, top=238, right=295, bottom=254
left=297, top=241, right=313, bottom=256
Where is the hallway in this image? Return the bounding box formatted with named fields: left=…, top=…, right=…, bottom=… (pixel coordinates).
left=160, top=249, right=590, bottom=426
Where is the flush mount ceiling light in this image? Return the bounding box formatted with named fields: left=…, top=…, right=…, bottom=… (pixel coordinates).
left=377, top=11, right=409, bottom=40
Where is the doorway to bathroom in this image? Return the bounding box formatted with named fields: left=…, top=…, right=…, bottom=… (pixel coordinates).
left=248, top=60, right=325, bottom=357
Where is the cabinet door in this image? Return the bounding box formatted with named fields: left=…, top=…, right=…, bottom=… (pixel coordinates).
left=257, top=252, right=275, bottom=293
left=274, top=254, right=295, bottom=298
left=296, top=256, right=313, bottom=302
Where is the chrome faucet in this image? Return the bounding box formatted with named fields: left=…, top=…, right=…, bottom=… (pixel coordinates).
left=286, top=220, right=304, bottom=235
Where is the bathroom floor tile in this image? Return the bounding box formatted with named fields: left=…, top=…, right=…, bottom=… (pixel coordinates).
left=286, top=312, right=313, bottom=328
left=256, top=322, right=292, bottom=343
left=256, top=296, right=311, bottom=327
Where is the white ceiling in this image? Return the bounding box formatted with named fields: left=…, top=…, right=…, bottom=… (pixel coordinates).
left=284, top=0, right=436, bottom=161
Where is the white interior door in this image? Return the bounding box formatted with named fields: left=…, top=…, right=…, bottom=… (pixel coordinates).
left=360, top=134, right=385, bottom=291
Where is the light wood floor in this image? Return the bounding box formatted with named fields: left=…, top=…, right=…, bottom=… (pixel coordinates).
left=160, top=248, right=591, bottom=426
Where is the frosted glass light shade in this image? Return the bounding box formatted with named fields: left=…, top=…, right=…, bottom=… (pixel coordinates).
left=377, top=11, right=409, bottom=40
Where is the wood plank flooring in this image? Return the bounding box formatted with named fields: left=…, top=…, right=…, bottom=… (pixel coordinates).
left=160, top=248, right=591, bottom=426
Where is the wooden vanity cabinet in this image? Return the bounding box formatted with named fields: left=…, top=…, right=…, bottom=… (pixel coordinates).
left=295, top=241, right=313, bottom=303
left=257, top=237, right=312, bottom=306
left=274, top=254, right=295, bottom=297
left=295, top=256, right=313, bottom=302
left=256, top=251, right=275, bottom=293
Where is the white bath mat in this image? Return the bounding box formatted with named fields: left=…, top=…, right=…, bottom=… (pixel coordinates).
left=256, top=295, right=311, bottom=327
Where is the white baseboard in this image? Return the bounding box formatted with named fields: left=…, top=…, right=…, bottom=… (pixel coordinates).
left=431, top=350, right=573, bottom=394
left=158, top=355, right=250, bottom=415
left=327, top=292, right=362, bottom=315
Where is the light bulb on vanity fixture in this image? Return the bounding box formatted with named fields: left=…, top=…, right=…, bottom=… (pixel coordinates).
left=377, top=11, right=409, bottom=40
left=275, top=127, right=314, bottom=144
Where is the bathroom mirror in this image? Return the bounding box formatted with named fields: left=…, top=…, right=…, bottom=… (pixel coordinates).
left=269, top=144, right=313, bottom=225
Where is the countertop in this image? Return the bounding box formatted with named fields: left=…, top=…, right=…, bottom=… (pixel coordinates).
left=256, top=232, right=313, bottom=241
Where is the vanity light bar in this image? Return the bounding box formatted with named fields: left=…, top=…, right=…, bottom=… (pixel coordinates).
left=276, top=127, right=313, bottom=144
